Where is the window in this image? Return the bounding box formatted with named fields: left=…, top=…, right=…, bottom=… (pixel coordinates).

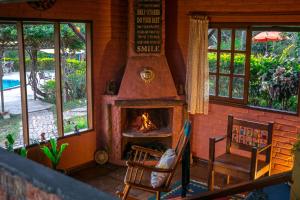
left=208, top=25, right=300, bottom=114
left=208, top=27, right=248, bottom=103
left=0, top=21, right=93, bottom=148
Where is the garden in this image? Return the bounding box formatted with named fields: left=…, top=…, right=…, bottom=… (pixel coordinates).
left=0, top=23, right=88, bottom=147
left=208, top=30, right=300, bottom=113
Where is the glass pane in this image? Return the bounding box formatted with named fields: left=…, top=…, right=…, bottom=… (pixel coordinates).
left=208, top=52, right=217, bottom=72
left=220, top=53, right=231, bottom=74
left=0, top=23, right=23, bottom=148
left=234, top=53, right=245, bottom=75
left=24, top=23, right=57, bottom=144
left=218, top=76, right=229, bottom=97
left=209, top=75, right=216, bottom=95
left=235, top=29, right=246, bottom=51
left=61, top=23, right=88, bottom=135
left=221, top=29, right=232, bottom=50
left=208, top=28, right=218, bottom=50
left=250, top=30, right=299, bottom=112
left=232, top=77, right=244, bottom=99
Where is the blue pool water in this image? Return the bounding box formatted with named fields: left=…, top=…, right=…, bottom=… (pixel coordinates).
left=2, top=79, right=20, bottom=90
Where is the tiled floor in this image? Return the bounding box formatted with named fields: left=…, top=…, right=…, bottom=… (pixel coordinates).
left=71, top=161, right=235, bottom=200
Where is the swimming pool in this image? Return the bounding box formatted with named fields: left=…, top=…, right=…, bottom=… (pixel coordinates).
left=2, top=79, right=20, bottom=90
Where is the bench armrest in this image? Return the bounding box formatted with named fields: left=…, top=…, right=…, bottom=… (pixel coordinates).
left=210, top=135, right=226, bottom=143
left=257, top=144, right=272, bottom=154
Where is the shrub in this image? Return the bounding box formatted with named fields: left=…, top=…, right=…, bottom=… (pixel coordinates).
left=208, top=54, right=300, bottom=112
left=41, top=80, right=56, bottom=103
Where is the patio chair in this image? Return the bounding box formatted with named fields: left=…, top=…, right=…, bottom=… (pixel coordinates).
left=208, top=115, right=274, bottom=191
left=118, top=120, right=191, bottom=200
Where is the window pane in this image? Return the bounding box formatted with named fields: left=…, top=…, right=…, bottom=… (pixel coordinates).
left=220, top=53, right=231, bottom=74
left=221, top=29, right=232, bottom=50
left=209, top=75, right=216, bottom=95
left=24, top=23, right=58, bottom=144
left=0, top=24, right=23, bottom=148
left=61, top=23, right=88, bottom=135
left=232, top=77, right=244, bottom=99
left=208, top=28, right=218, bottom=50
left=234, top=53, right=245, bottom=75
left=218, top=76, right=229, bottom=97
left=235, top=29, right=246, bottom=51
left=249, top=30, right=299, bottom=112
left=208, top=52, right=217, bottom=72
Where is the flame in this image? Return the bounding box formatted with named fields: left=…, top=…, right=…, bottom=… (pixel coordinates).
left=138, top=112, right=157, bottom=132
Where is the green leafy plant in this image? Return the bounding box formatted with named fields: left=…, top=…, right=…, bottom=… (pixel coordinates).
left=5, top=134, right=14, bottom=152
left=19, top=147, right=28, bottom=158
left=5, top=133, right=28, bottom=157
left=40, top=138, right=69, bottom=170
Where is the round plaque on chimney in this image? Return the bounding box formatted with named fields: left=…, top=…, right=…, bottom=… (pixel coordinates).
left=140, top=67, right=155, bottom=83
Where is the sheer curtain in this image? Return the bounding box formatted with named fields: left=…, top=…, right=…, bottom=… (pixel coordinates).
left=186, top=16, right=209, bottom=115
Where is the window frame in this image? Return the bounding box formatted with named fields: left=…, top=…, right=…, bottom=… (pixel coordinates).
left=208, top=23, right=300, bottom=116
left=0, top=19, right=94, bottom=147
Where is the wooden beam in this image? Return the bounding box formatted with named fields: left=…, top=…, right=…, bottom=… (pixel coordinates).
left=54, top=22, right=63, bottom=137
left=115, top=99, right=185, bottom=107
left=16, top=21, right=29, bottom=145
left=185, top=171, right=292, bottom=200
left=86, top=23, right=93, bottom=129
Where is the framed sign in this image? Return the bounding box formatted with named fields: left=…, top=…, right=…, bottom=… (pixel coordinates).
left=134, top=0, right=162, bottom=53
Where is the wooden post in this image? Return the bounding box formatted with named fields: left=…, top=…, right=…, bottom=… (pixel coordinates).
left=291, top=150, right=300, bottom=200
left=181, top=139, right=190, bottom=197
left=17, top=21, right=29, bottom=145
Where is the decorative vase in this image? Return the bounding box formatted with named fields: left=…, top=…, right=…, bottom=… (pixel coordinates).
left=291, top=150, right=300, bottom=200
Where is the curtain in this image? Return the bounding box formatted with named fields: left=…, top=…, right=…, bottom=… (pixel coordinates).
left=186, top=16, right=209, bottom=115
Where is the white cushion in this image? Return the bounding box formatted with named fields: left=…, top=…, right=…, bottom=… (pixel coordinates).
left=151, top=149, right=176, bottom=188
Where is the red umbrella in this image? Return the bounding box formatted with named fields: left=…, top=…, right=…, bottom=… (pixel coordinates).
left=252, top=31, right=284, bottom=42
left=252, top=31, right=286, bottom=55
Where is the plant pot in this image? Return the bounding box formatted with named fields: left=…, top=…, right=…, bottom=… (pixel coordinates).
left=291, top=150, right=300, bottom=200
left=1, top=112, right=10, bottom=119
left=56, top=168, right=66, bottom=174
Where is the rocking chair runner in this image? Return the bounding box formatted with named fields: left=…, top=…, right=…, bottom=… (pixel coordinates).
left=118, top=120, right=191, bottom=200
left=208, top=115, right=274, bottom=191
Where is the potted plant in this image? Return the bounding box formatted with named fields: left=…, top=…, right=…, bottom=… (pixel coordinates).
left=291, top=135, right=300, bottom=200
left=40, top=138, right=68, bottom=171
left=5, top=133, right=27, bottom=157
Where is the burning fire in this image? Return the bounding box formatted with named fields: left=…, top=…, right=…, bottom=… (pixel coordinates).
left=138, top=112, right=157, bottom=132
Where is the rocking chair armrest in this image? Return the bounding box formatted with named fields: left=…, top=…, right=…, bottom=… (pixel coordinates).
left=131, top=145, right=163, bottom=157
left=126, top=161, right=173, bottom=173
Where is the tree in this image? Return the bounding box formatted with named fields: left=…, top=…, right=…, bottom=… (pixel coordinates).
left=0, top=24, right=17, bottom=112
left=60, top=23, right=86, bottom=101
left=23, top=24, right=54, bottom=100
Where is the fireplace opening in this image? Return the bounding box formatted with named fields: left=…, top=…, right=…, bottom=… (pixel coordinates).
left=122, top=140, right=168, bottom=160
left=124, top=108, right=172, bottom=134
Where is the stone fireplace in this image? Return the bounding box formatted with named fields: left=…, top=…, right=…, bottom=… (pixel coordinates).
left=101, top=0, right=185, bottom=165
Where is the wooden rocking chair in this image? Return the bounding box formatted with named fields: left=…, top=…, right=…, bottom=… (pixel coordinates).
left=118, top=120, right=192, bottom=200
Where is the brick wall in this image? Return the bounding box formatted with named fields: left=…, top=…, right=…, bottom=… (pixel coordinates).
left=165, top=0, right=300, bottom=173
left=0, top=148, right=114, bottom=200
left=0, top=168, right=60, bottom=200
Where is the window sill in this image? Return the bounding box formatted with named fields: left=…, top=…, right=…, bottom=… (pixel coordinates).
left=13, top=128, right=95, bottom=150
left=209, top=99, right=299, bottom=117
